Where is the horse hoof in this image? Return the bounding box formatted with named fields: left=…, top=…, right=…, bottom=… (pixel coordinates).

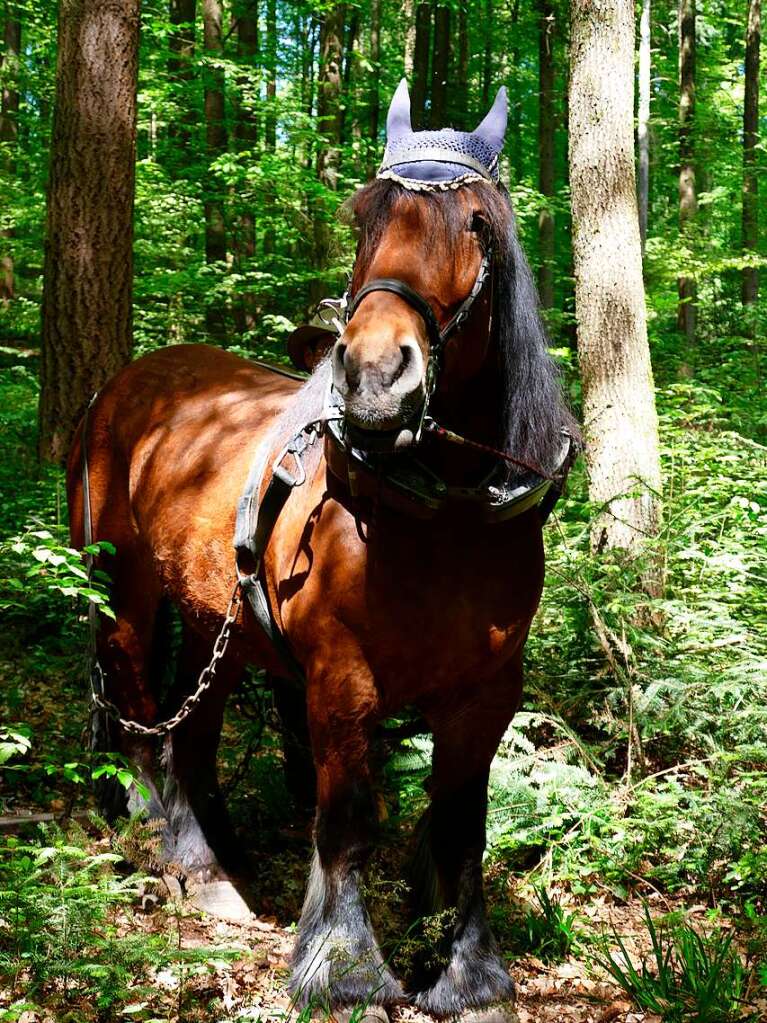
left=330, top=1008, right=389, bottom=1023
left=457, top=1004, right=519, bottom=1023
left=186, top=879, right=252, bottom=922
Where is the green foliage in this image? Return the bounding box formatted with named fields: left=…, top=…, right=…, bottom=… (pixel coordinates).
left=0, top=823, right=239, bottom=1018
left=592, top=906, right=760, bottom=1023
left=496, top=887, right=581, bottom=963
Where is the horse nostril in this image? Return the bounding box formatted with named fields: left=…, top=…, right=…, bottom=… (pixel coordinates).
left=332, top=341, right=351, bottom=390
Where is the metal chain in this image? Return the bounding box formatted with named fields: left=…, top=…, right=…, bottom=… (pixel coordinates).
left=89, top=579, right=243, bottom=737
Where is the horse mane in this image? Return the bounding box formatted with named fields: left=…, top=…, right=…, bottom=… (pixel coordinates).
left=343, top=179, right=580, bottom=474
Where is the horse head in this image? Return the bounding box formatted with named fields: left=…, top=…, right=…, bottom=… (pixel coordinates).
left=332, top=81, right=509, bottom=449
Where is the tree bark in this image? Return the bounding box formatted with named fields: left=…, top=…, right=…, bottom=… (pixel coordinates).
left=404, top=0, right=416, bottom=78
left=316, top=2, right=345, bottom=191
left=265, top=0, right=276, bottom=152
left=0, top=5, right=21, bottom=306
left=368, top=0, right=381, bottom=174
left=741, top=0, right=760, bottom=313
left=340, top=6, right=360, bottom=143
left=168, top=0, right=196, bottom=162
left=569, top=0, right=662, bottom=562
left=482, top=0, right=493, bottom=110
left=203, top=0, right=228, bottom=341
left=430, top=5, right=450, bottom=128
left=637, top=0, right=650, bottom=255
left=312, top=2, right=346, bottom=306
left=454, top=2, right=469, bottom=129
left=511, top=0, right=521, bottom=182
left=677, top=0, right=696, bottom=347
left=411, top=3, right=431, bottom=130
left=39, top=0, right=140, bottom=463
left=537, top=0, right=555, bottom=310
left=234, top=1, right=258, bottom=332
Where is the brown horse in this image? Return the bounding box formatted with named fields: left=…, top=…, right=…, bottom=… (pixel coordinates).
left=67, top=83, right=577, bottom=1019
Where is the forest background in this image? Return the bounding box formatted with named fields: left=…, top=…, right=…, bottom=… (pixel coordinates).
left=0, top=0, right=766, bottom=1020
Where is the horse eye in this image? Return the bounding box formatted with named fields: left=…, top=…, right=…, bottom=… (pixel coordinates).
left=469, top=212, right=488, bottom=234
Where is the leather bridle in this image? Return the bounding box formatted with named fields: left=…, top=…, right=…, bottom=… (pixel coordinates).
left=344, top=251, right=492, bottom=385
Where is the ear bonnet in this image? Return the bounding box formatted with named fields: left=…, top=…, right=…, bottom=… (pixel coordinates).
left=377, top=79, right=508, bottom=191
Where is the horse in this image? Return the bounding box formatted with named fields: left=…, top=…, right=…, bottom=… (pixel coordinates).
left=67, top=80, right=578, bottom=1020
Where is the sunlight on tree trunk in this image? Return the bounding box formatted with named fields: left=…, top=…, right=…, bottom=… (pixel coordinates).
left=741, top=0, right=760, bottom=323
left=39, top=0, right=139, bottom=463
left=537, top=0, right=555, bottom=311
left=430, top=5, right=450, bottom=128
left=234, top=0, right=258, bottom=332
left=203, top=0, right=228, bottom=342
left=411, top=3, right=431, bottom=130
left=569, top=0, right=662, bottom=569
left=0, top=6, right=20, bottom=308
left=168, top=0, right=196, bottom=162
left=637, top=0, right=651, bottom=256
left=677, top=0, right=696, bottom=351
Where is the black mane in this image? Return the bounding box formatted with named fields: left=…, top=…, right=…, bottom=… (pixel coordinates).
left=343, top=179, right=580, bottom=474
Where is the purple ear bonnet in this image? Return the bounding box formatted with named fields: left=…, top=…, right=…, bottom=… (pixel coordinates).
left=378, top=79, right=508, bottom=190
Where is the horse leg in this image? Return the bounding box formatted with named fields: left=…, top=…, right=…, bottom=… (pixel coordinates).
left=272, top=678, right=315, bottom=814
left=289, top=667, right=404, bottom=1011
left=92, top=556, right=166, bottom=822
left=414, top=678, right=522, bottom=1019
left=161, top=625, right=246, bottom=899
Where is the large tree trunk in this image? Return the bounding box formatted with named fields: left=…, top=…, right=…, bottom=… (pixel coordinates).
left=637, top=0, right=650, bottom=255
left=368, top=0, right=381, bottom=174
left=340, top=6, right=360, bottom=142
left=454, top=2, right=469, bottom=129
left=741, top=0, right=760, bottom=315
left=537, top=0, right=555, bottom=310
left=203, top=0, right=228, bottom=341
left=39, top=0, right=140, bottom=464
left=404, top=0, right=416, bottom=77
left=316, top=3, right=345, bottom=191
left=569, top=0, right=662, bottom=562
left=511, top=0, right=521, bottom=182
left=0, top=5, right=21, bottom=307
left=234, top=1, right=258, bottom=332
left=311, top=2, right=345, bottom=306
left=482, top=0, right=493, bottom=110
left=430, top=5, right=450, bottom=127
left=411, top=3, right=431, bottom=130
left=168, top=0, right=196, bottom=163
left=677, top=0, right=696, bottom=347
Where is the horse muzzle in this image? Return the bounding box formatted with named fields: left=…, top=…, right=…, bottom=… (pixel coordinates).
left=331, top=337, right=426, bottom=449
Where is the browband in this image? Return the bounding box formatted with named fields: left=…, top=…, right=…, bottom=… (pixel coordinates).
left=378, top=145, right=498, bottom=182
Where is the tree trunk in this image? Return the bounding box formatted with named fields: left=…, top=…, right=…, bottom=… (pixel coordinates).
left=677, top=0, right=696, bottom=347
left=234, top=1, right=258, bottom=332
left=511, top=0, right=521, bottom=182
left=340, top=6, right=360, bottom=143
left=430, top=6, right=450, bottom=127
left=482, top=0, right=493, bottom=110
left=0, top=6, right=21, bottom=306
left=203, top=0, right=228, bottom=341
left=637, top=0, right=650, bottom=255
left=316, top=3, right=345, bottom=191
left=454, top=2, right=469, bottom=129
left=404, top=0, right=416, bottom=78
left=168, top=0, right=196, bottom=162
left=39, top=0, right=140, bottom=463
left=537, top=0, right=555, bottom=310
left=312, top=2, right=345, bottom=306
left=741, top=0, right=760, bottom=314
left=411, top=3, right=431, bottom=130
left=569, top=0, right=662, bottom=562
left=368, top=0, right=381, bottom=174
left=265, top=0, right=276, bottom=152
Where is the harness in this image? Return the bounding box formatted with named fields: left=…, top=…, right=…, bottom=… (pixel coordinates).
left=232, top=254, right=574, bottom=682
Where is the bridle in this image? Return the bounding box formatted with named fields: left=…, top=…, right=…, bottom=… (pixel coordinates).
left=320, top=248, right=493, bottom=444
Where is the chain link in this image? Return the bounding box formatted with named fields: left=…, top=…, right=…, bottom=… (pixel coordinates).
left=89, top=579, right=243, bottom=737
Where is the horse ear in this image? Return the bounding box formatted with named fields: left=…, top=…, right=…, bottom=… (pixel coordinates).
left=386, top=79, right=412, bottom=141
left=473, top=86, right=508, bottom=153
